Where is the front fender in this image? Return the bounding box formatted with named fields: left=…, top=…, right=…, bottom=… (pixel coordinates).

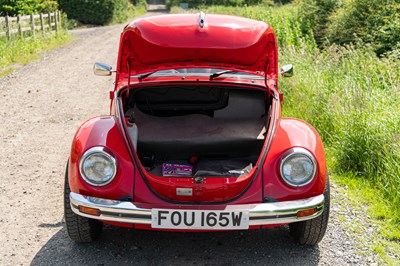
left=263, top=118, right=326, bottom=201
left=68, top=116, right=134, bottom=200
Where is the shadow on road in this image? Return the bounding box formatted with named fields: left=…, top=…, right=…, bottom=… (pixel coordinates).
left=31, top=224, right=320, bottom=265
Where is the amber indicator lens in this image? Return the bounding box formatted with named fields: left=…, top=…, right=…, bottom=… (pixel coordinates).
left=79, top=206, right=101, bottom=216
left=297, top=208, right=317, bottom=218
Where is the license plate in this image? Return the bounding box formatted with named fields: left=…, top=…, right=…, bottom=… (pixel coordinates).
left=151, top=209, right=249, bottom=230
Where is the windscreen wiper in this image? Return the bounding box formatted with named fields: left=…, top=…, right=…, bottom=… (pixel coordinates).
left=137, top=71, right=156, bottom=81
left=209, top=70, right=236, bottom=80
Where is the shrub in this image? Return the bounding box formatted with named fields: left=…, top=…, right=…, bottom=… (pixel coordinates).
left=58, top=0, right=139, bottom=25
left=295, top=0, right=338, bottom=45
left=326, top=0, right=400, bottom=57
left=165, top=0, right=265, bottom=9
left=294, top=0, right=400, bottom=57
left=0, top=0, right=58, bottom=16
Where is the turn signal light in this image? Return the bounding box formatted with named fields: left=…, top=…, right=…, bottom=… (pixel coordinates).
left=297, top=208, right=317, bottom=218
left=79, top=206, right=101, bottom=216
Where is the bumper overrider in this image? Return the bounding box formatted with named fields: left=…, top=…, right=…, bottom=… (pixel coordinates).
left=70, top=192, right=324, bottom=227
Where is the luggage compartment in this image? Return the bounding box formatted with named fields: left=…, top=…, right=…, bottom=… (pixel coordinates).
left=124, top=85, right=271, bottom=177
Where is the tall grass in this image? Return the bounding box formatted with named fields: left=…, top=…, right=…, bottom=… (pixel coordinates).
left=0, top=31, right=73, bottom=75
left=193, top=4, right=400, bottom=226
left=204, top=5, right=316, bottom=49
left=279, top=45, right=400, bottom=222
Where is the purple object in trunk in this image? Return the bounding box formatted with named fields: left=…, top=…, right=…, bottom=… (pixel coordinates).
left=162, top=163, right=193, bottom=177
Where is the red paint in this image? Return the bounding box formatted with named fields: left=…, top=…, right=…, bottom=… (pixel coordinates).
left=69, top=116, right=135, bottom=200
left=261, top=118, right=327, bottom=201
left=115, top=13, right=278, bottom=88
left=67, top=13, right=326, bottom=232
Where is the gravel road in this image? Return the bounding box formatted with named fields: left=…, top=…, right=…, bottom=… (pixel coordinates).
left=0, top=9, right=380, bottom=266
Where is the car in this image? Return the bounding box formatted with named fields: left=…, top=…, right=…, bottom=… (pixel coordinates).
left=64, top=12, right=329, bottom=245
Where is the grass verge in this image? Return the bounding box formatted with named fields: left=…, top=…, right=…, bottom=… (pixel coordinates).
left=331, top=171, right=400, bottom=264
left=0, top=31, right=74, bottom=77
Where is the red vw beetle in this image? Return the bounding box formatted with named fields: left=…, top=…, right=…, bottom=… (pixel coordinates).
left=65, top=13, right=329, bottom=245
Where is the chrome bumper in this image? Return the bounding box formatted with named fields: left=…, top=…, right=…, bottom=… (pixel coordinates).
left=70, top=192, right=324, bottom=226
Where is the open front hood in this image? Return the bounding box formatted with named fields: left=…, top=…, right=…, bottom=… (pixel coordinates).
left=116, top=13, right=278, bottom=81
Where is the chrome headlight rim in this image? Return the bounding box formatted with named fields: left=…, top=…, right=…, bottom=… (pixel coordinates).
left=280, top=147, right=317, bottom=187
left=79, top=146, right=117, bottom=187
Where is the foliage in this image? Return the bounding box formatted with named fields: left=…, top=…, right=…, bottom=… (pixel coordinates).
left=0, top=31, right=73, bottom=74
left=165, top=0, right=267, bottom=9
left=277, top=0, right=293, bottom=3
left=295, top=0, right=338, bottom=45
left=295, top=0, right=400, bottom=57
left=58, top=0, right=144, bottom=25
left=60, top=13, right=77, bottom=30
left=0, top=0, right=58, bottom=16
left=326, top=0, right=400, bottom=57
left=279, top=45, right=400, bottom=211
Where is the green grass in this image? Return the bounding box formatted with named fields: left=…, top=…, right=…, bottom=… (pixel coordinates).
left=280, top=34, right=400, bottom=265
left=171, top=3, right=400, bottom=263
left=0, top=31, right=73, bottom=75
left=279, top=44, right=400, bottom=221
left=332, top=170, right=400, bottom=264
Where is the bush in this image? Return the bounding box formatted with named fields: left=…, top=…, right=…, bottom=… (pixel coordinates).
left=295, top=0, right=400, bottom=57
left=0, top=0, right=58, bottom=16
left=326, top=0, right=400, bottom=57
left=58, top=0, right=139, bottom=25
left=165, top=0, right=265, bottom=9
left=295, top=0, right=338, bottom=45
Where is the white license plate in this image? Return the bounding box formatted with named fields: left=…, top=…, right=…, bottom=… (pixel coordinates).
left=151, top=209, right=249, bottom=230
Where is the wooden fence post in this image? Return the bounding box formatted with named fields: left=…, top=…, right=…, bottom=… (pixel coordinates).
left=54, top=11, right=58, bottom=33
left=30, top=13, right=35, bottom=39
left=17, top=15, right=22, bottom=37
left=58, top=11, right=62, bottom=30
left=5, top=15, right=10, bottom=40
left=1, top=10, right=61, bottom=39
left=48, top=12, right=51, bottom=31
left=40, top=13, right=44, bottom=36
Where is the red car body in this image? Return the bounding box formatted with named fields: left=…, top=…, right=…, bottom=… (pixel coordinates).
left=65, top=13, right=329, bottom=244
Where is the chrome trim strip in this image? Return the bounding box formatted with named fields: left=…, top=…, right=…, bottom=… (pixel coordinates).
left=70, top=193, right=324, bottom=227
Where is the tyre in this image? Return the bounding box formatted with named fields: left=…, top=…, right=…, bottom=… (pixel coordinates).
left=289, top=178, right=330, bottom=245
left=64, top=161, right=103, bottom=243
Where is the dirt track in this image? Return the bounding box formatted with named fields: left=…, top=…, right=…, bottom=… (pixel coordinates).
left=0, top=9, right=380, bottom=266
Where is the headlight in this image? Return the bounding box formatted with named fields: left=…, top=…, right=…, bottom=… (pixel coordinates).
left=79, top=147, right=117, bottom=186
left=280, top=148, right=317, bottom=187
